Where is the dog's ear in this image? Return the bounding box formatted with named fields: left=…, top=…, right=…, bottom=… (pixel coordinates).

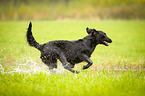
left=86, top=27, right=98, bottom=35
left=86, top=27, right=94, bottom=34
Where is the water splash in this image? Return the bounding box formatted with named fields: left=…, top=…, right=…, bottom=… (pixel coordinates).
left=0, top=58, right=65, bottom=75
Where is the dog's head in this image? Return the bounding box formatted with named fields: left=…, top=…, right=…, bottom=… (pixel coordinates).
left=86, top=27, right=112, bottom=46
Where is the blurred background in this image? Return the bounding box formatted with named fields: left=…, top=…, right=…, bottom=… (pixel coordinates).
left=0, top=0, right=145, bottom=21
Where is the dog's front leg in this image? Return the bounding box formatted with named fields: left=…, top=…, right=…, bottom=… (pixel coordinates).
left=59, top=53, right=80, bottom=74
left=69, top=63, right=75, bottom=68
left=81, top=54, right=93, bottom=69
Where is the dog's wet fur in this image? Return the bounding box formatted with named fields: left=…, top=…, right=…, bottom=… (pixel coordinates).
left=26, top=22, right=112, bottom=74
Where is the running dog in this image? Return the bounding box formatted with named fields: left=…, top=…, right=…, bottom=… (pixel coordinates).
left=26, top=22, right=112, bottom=74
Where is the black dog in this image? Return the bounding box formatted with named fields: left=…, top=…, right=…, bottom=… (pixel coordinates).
left=26, top=22, right=112, bottom=74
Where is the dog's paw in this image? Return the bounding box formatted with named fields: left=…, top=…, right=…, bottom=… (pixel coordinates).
left=75, top=71, right=80, bottom=74
left=83, top=65, right=89, bottom=69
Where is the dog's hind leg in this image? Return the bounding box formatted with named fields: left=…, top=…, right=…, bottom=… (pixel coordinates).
left=41, top=56, right=57, bottom=73
left=81, top=54, right=93, bottom=69
left=59, top=53, right=80, bottom=74
left=48, top=59, right=57, bottom=74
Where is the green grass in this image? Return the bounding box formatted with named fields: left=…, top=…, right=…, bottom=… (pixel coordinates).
left=0, top=71, right=144, bottom=96
left=0, top=20, right=145, bottom=96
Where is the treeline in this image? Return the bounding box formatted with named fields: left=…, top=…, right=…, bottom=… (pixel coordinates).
left=0, top=0, right=145, bottom=20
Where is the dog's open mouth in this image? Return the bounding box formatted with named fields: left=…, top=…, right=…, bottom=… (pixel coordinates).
left=103, top=41, right=109, bottom=46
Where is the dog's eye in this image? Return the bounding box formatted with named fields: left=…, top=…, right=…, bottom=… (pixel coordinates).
left=104, top=33, right=106, bottom=35
left=102, top=35, right=105, bottom=38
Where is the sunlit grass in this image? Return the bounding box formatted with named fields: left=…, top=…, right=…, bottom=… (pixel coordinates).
left=0, top=20, right=145, bottom=96
left=0, top=71, right=144, bottom=96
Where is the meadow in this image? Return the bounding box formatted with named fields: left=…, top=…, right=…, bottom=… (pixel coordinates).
left=0, top=20, right=145, bottom=96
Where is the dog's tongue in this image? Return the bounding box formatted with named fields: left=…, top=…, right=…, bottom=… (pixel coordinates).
left=104, top=41, right=109, bottom=46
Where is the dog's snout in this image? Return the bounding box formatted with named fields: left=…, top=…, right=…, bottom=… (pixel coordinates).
left=108, top=38, right=112, bottom=43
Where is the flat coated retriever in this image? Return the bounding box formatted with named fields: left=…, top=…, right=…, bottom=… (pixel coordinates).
left=26, top=22, right=112, bottom=74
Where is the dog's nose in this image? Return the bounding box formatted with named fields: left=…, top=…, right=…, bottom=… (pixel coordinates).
left=109, top=39, right=113, bottom=43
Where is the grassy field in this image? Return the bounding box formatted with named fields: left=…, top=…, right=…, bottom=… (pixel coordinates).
left=0, top=20, right=145, bottom=96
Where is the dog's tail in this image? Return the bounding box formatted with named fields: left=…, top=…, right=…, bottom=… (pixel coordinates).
left=26, top=22, right=42, bottom=51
